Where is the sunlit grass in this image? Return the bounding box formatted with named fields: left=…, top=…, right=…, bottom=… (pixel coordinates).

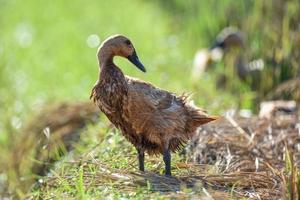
left=27, top=121, right=206, bottom=199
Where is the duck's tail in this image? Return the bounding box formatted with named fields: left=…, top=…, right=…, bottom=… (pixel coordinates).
left=179, top=94, right=219, bottom=134
left=188, top=107, right=219, bottom=128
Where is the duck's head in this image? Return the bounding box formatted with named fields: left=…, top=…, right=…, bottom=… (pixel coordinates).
left=210, top=27, right=245, bottom=50
left=97, top=35, right=146, bottom=72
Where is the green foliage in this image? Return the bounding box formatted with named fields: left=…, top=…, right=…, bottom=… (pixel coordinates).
left=155, top=0, right=300, bottom=110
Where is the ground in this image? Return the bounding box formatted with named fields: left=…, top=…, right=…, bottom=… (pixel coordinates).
left=9, top=105, right=299, bottom=199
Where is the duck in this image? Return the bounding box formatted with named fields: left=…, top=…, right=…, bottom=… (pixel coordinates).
left=90, top=35, right=217, bottom=176
left=192, top=27, right=264, bottom=82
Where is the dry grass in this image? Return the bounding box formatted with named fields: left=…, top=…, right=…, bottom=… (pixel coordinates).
left=186, top=114, right=300, bottom=199
left=1, top=102, right=99, bottom=196
left=3, top=102, right=300, bottom=199
left=36, top=155, right=245, bottom=199
left=31, top=112, right=299, bottom=199
left=187, top=115, right=300, bottom=168
left=35, top=154, right=281, bottom=199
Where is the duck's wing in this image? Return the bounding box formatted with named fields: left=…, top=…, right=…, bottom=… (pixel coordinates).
left=123, top=77, right=187, bottom=137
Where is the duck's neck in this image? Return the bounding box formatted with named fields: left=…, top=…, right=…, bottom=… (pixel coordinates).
left=98, top=48, right=114, bottom=68
left=98, top=49, right=124, bottom=81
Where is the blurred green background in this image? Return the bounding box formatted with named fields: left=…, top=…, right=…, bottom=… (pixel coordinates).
left=0, top=0, right=300, bottom=197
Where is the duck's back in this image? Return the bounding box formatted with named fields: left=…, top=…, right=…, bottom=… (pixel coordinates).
left=124, top=76, right=185, bottom=131
left=122, top=76, right=212, bottom=153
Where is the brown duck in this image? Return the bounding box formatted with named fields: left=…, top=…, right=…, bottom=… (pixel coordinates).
left=91, top=35, right=217, bottom=176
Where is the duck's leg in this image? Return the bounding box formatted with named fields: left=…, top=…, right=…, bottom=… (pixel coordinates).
left=137, top=148, right=145, bottom=172
left=163, top=146, right=171, bottom=176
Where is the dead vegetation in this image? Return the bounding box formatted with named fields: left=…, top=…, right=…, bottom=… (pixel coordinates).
left=185, top=114, right=300, bottom=199
left=186, top=115, right=300, bottom=168
left=36, top=151, right=282, bottom=199
left=5, top=101, right=99, bottom=195
left=3, top=100, right=300, bottom=199
left=34, top=110, right=300, bottom=199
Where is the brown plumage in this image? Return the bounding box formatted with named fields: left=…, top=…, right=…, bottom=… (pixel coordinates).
left=91, top=35, right=217, bottom=176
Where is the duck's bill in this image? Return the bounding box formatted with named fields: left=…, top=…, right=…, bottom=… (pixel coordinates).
left=210, top=40, right=224, bottom=50
left=127, top=51, right=146, bottom=72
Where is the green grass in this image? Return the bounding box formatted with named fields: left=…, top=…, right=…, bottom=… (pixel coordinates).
left=26, top=120, right=217, bottom=199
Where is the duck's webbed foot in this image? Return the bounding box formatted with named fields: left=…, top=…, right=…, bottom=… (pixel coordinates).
left=163, top=147, right=171, bottom=176
left=137, top=148, right=145, bottom=172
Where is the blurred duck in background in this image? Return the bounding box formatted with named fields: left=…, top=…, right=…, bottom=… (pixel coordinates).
left=192, top=47, right=223, bottom=78
left=192, top=27, right=264, bottom=84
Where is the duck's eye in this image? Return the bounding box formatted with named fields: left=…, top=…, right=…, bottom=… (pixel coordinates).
left=124, top=40, right=131, bottom=46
